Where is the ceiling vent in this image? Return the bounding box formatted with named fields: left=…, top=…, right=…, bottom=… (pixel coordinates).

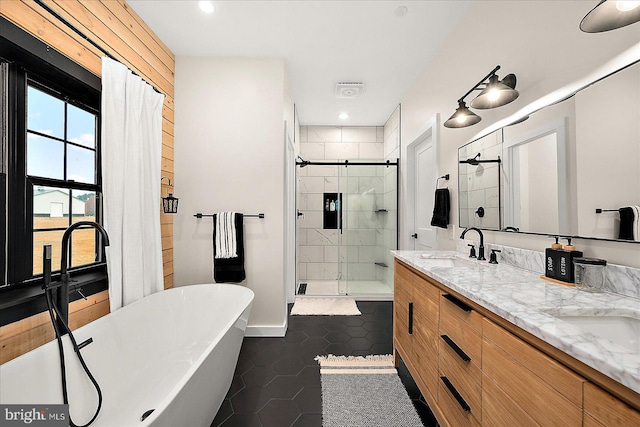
left=335, top=82, right=364, bottom=98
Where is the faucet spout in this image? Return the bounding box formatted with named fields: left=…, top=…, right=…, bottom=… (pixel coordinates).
left=460, top=227, right=485, bottom=261
left=57, top=221, right=110, bottom=333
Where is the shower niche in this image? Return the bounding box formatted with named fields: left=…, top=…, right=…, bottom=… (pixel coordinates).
left=323, top=192, right=342, bottom=230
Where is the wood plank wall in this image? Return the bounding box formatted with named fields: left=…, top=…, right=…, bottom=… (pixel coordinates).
left=0, top=0, right=175, bottom=364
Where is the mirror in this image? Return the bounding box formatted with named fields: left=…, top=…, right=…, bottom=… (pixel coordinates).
left=459, top=59, right=640, bottom=243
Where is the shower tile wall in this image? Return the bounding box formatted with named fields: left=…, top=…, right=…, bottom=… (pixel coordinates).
left=297, top=126, right=387, bottom=283
left=459, top=130, right=502, bottom=229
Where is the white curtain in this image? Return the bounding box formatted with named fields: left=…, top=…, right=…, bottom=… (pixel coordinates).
left=101, top=57, right=165, bottom=312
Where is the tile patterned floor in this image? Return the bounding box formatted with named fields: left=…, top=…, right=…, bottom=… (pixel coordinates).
left=211, top=301, right=438, bottom=427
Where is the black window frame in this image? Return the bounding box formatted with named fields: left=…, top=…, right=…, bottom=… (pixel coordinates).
left=0, top=17, right=107, bottom=327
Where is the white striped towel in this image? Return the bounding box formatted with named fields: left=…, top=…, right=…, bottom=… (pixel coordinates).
left=215, top=212, right=238, bottom=259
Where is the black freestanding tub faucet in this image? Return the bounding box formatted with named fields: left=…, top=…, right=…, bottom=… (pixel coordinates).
left=57, top=221, right=110, bottom=331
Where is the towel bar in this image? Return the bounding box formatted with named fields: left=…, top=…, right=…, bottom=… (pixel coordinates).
left=595, top=209, right=617, bottom=214
left=194, top=213, right=265, bottom=218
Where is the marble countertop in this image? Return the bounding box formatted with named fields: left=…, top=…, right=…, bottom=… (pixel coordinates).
left=392, top=250, right=640, bottom=395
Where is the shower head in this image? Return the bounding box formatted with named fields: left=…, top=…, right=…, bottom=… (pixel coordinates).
left=297, top=156, right=310, bottom=168
left=466, top=153, right=481, bottom=166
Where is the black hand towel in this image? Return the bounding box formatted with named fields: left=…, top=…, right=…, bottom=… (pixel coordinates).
left=213, top=213, right=246, bottom=282
left=618, top=207, right=634, bottom=240
left=430, top=188, right=450, bottom=229
left=618, top=206, right=640, bottom=241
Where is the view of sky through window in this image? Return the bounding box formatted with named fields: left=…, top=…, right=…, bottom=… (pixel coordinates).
left=27, top=85, right=96, bottom=190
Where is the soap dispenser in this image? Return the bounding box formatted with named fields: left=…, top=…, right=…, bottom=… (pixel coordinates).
left=556, top=237, right=583, bottom=283
left=545, top=236, right=562, bottom=280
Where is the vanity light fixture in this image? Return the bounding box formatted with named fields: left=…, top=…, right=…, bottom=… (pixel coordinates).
left=444, top=65, right=519, bottom=129
left=161, top=177, right=179, bottom=214
left=443, top=101, right=481, bottom=128
left=580, top=0, right=640, bottom=32
left=470, top=73, right=519, bottom=109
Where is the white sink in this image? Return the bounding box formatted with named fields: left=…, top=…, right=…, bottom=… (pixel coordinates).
left=544, top=309, right=640, bottom=353
left=419, top=256, right=490, bottom=269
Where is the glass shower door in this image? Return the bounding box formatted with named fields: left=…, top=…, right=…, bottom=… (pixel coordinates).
left=339, top=162, right=397, bottom=296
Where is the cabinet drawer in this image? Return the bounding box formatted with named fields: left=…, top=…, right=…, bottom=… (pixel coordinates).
left=438, top=376, right=481, bottom=427
left=482, top=337, right=582, bottom=426
left=584, top=382, right=640, bottom=426
left=482, top=318, right=584, bottom=407
left=439, top=338, right=481, bottom=419
left=439, top=331, right=482, bottom=385
left=482, top=373, right=538, bottom=427
left=439, top=296, right=482, bottom=364
left=440, top=292, right=483, bottom=331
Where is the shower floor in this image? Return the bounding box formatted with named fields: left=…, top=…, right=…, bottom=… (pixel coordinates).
left=297, top=280, right=393, bottom=299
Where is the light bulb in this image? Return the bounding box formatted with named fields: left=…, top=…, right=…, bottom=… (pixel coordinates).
left=338, top=113, right=350, bottom=120
left=617, top=1, right=640, bottom=11
left=487, top=88, right=501, bottom=102
left=456, top=115, right=467, bottom=124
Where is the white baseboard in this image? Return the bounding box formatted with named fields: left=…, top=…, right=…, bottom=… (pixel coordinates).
left=245, top=323, right=287, bottom=337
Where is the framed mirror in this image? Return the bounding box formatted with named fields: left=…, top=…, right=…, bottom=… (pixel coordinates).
left=458, top=58, right=640, bottom=243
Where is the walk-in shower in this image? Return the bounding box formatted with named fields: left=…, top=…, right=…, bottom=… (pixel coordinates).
left=296, top=159, right=398, bottom=299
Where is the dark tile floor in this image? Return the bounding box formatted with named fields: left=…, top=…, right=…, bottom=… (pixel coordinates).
left=211, top=301, right=438, bottom=427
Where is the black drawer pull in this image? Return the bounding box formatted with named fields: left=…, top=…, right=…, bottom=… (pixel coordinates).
left=408, top=302, right=413, bottom=335
left=441, top=376, right=471, bottom=412
left=443, top=294, right=472, bottom=312
left=441, top=335, right=471, bottom=362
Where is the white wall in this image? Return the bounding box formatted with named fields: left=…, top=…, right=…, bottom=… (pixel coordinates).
left=399, top=1, right=640, bottom=267
left=174, top=57, right=289, bottom=335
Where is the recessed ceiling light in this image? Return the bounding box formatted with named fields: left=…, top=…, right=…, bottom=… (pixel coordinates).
left=394, top=6, right=408, bottom=17
left=199, top=1, right=214, bottom=14
left=339, top=113, right=350, bottom=120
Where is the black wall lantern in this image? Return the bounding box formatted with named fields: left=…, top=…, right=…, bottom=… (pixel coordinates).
left=161, top=177, right=179, bottom=214
left=444, top=65, right=519, bottom=129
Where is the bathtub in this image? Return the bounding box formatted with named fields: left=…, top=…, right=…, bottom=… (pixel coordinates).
left=0, top=283, right=254, bottom=427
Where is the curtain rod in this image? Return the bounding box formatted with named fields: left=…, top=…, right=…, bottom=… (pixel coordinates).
left=33, top=0, right=163, bottom=95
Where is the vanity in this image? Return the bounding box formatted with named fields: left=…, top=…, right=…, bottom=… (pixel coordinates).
left=392, top=251, right=640, bottom=426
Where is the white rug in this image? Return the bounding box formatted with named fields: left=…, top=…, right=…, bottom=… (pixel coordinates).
left=315, top=354, right=423, bottom=427
left=290, top=298, right=361, bottom=316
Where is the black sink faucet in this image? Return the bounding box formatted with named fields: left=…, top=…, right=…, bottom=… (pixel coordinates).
left=57, top=221, right=110, bottom=332
left=460, top=227, right=485, bottom=261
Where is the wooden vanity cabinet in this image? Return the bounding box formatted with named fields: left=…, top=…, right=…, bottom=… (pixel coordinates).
left=482, top=318, right=584, bottom=426
left=584, top=382, right=640, bottom=426
left=394, top=260, right=440, bottom=396
left=393, top=259, right=640, bottom=427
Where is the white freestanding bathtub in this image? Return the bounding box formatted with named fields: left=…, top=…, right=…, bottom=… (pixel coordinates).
left=0, top=284, right=254, bottom=427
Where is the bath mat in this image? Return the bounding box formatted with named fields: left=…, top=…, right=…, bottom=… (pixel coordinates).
left=315, top=354, right=423, bottom=427
left=290, top=298, right=361, bottom=316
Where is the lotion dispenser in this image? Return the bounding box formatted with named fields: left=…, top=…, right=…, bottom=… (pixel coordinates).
left=556, top=237, right=583, bottom=283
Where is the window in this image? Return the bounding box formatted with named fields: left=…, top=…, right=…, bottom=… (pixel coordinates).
left=1, top=18, right=105, bottom=325
left=27, top=82, right=101, bottom=276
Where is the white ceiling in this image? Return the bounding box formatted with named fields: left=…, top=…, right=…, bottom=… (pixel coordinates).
left=126, top=0, right=472, bottom=126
